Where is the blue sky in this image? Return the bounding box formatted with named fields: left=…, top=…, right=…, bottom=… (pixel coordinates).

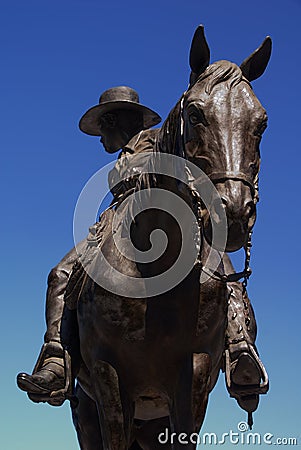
left=1, top=0, right=300, bottom=448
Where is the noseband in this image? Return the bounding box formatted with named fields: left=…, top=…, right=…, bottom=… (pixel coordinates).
left=204, top=172, right=256, bottom=196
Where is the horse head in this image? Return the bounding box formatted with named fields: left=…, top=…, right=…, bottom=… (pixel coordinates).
left=184, top=26, right=271, bottom=252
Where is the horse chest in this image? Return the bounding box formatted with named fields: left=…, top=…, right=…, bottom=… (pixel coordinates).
left=78, top=289, right=147, bottom=342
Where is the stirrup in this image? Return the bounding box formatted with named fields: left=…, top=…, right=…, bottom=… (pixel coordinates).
left=33, top=343, right=76, bottom=406
left=225, top=345, right=269, bottom=397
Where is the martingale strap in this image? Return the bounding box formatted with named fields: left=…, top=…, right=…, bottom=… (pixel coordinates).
left=201, top=265, right=252, bottom=284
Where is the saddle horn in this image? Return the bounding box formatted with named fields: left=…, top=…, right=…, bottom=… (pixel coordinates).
left=189, top=25, right=210, bottom=86
left=240, top=36, right=272, bottom=81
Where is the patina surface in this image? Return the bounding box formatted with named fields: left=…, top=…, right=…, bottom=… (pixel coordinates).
left=17, top=26, right=272, bottom=450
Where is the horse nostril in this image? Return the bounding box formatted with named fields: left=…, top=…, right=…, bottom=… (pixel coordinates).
left=210, top=197, right=227, bottom=224
left=244, top=200, right=255, bottom=218
left=221, top=196, right=228, bottom=207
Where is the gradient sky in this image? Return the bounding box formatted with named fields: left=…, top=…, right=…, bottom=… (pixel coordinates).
left=1, top=1, right=300, bottom=449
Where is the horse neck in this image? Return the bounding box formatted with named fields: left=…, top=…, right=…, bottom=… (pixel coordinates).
left=127, top=105, right=197, bottom=277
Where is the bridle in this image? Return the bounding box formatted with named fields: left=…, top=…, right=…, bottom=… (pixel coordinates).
left=179, top=94, right=258, bottom=287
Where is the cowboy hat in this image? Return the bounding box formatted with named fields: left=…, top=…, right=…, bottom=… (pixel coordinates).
left=79, top=86, right=161, bottom=136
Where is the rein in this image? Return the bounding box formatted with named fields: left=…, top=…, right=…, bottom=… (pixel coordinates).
left=192, top=186, right=253, bottom=287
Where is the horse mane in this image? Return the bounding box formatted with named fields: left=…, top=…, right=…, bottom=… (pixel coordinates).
left=157, top=101, right=182, bottom=156
left=123, top=101, right=187, bottom=232
left=134, top=99, right=183, bottom=195
left=194, top=59, right=247, bottom=94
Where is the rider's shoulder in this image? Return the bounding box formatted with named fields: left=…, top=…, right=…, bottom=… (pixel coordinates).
left=125, top=128, right=160, bottom=154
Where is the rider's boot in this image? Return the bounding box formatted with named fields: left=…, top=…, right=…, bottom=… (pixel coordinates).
left=224, top=281, right=269, bottom=425
left=17, top=254, right=76, bottom=406
left=17, top=341, right=66, bottom=406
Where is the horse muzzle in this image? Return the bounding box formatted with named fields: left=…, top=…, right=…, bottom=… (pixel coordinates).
left=202, top=179, right=257, bottom=252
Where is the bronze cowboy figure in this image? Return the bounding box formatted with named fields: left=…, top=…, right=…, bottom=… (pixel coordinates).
left=17, top=25, right=271, bottom=450
left=17, top=86, right=162, bottom=405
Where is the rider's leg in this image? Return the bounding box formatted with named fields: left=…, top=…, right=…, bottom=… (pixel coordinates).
left=223, top=254, right=268, bottom=416
left=17, top=243, right=84, bottom=405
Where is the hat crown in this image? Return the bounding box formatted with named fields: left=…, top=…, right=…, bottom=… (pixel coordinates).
left=99, top=86, right=140, bottom=105
left=79, top=85, right=161, bottom=136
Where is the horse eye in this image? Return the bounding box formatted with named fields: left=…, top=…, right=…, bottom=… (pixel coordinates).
left=189, top=114, right=199, bottom=125
left=189, top=110, right=208, bottom=126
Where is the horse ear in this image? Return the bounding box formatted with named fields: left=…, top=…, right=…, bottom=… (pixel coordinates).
left=240, top=36, right=272, bottom=81
left=189, top=25, right=210, bottom=80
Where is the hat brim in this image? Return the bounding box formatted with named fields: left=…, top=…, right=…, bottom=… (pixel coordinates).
left=79, top=100, right=161, bottom=136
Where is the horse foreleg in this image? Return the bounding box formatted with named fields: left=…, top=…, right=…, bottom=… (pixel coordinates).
left=168, top=357, right=195, bottom=450
left=129, top=441, right=144, bottom=450
left=92, top=360, right=129, bottom=450
left=134, top=417, right=171, bottom=450
left=192, top=353, right=211, bottom=432
left=71, top=383, right=103, bottom=450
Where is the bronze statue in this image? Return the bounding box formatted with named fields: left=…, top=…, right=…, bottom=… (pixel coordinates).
left=17, top=26, right=271, bottom=450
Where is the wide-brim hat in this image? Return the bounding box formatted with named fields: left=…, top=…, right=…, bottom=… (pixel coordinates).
left=79, top=86, right=161, bottom=136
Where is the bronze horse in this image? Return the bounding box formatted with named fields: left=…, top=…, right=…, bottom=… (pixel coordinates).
left=69, top=26, right=271, bottom=450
